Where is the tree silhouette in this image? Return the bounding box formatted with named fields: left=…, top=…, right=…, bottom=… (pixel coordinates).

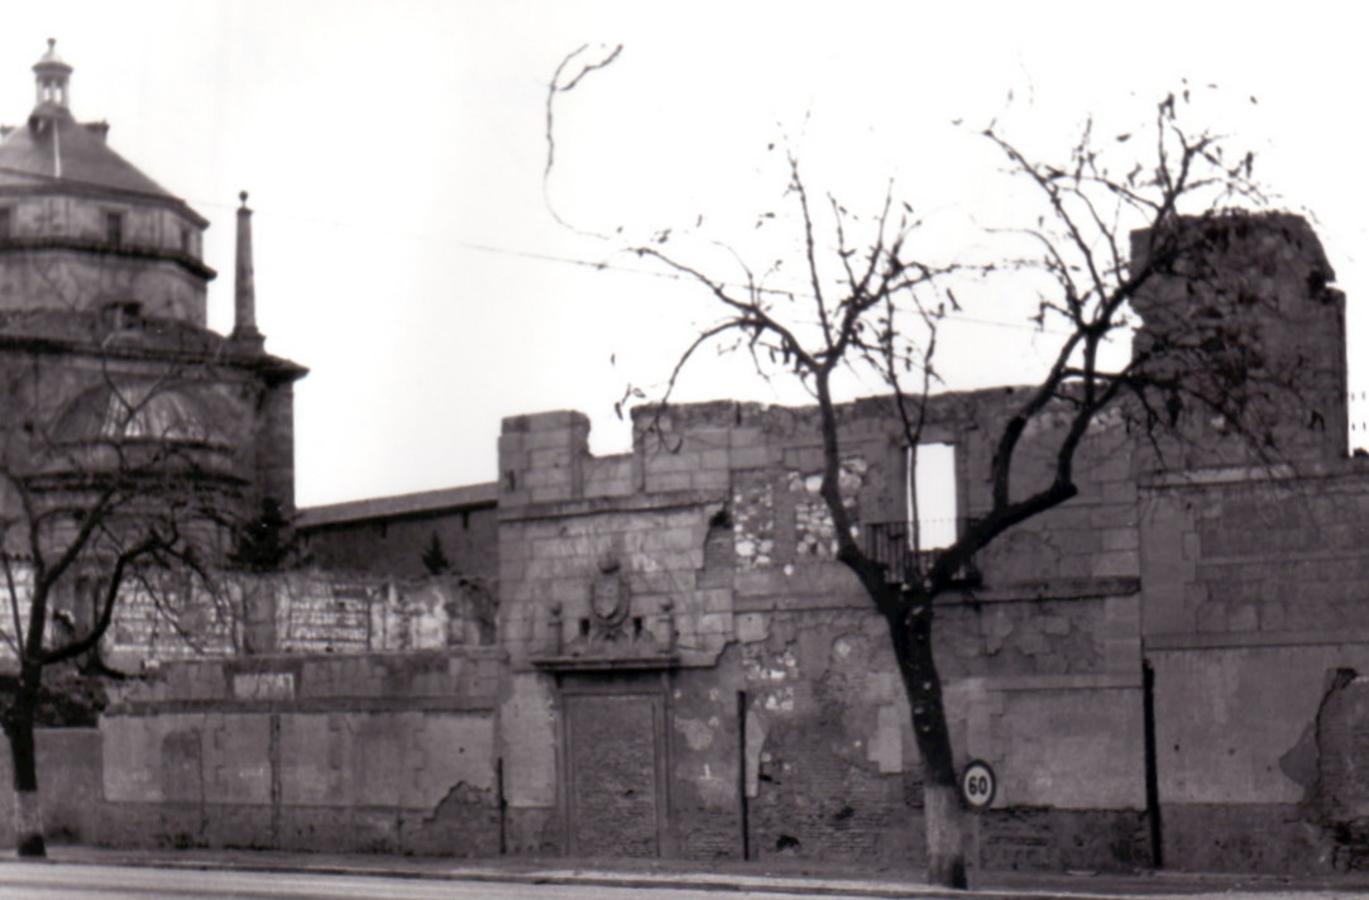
left=550, top=57, right=1294, bottom=886
left=421, top=531, right=452, bottom=575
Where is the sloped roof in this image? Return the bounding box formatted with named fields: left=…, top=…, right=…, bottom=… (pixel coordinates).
left=298, top=483, right=500, bottom=529
left=0, top=308, right=308, bottom=380
left=0, top=107, right=180, bottom=204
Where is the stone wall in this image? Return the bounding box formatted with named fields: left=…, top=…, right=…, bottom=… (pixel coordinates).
left=94, top=570, right=495, bottom=672
left=0, top=728, right=101, bottom=846
left=50, top=212, right=1365, bottom=873
left=0, top=191, right=209, bottom=323
left=300, top=502, right=497, bottom=582
left=1141, top=463, right=1369, bottom=872
left=494, top=399, right=1153, bottom=869
left=1130, top=214, right=1347, bottom=471
left=97, top=648, right=503, bottom=854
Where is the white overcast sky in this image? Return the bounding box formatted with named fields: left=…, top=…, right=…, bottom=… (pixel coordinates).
left=1, top=2, right=1365, bottom=506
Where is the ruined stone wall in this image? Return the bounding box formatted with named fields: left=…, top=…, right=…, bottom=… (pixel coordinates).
left=495, top=400, right=1151, bottom=869
left=1130, top=214, right=1347, bottom=471
left=91, top=570, right=495, bottom=672
left=96, top=648, right=503, bottom=854
left=1141, top=462, right=1369, bottom=872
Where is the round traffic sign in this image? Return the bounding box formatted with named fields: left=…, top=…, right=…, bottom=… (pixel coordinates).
left=961, top=759, right=996, bottom=810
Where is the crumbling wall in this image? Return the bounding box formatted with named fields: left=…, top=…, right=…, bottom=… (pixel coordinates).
left=667, top=655, right=747, bottom=859
left=95, top=569, right=495, bottom=672
left=1140, top=463, right=1369, bottom=872
left=733, top=593, right=1145, bottom=870
left=1130, top=213, right=1347, bottom=471
left=739, top=609, right=925, bottom=865
left=1312, top=671, right=1369, bottom=870
left=493, top=397, right=1151, bottom=868
left=1149, top=645, right=1369, bottom=873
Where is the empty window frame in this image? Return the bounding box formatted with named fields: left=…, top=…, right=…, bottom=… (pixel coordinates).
left=906, top=443, right=957, bottom=550
left=105, top=211, right=124, bottom=247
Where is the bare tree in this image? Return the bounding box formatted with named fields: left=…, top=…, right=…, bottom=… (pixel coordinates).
left=0, top=319, right=246, bottom=857
left=550, top=58, right=1293, bottom=886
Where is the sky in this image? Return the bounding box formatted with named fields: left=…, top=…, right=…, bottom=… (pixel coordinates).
left=0, top=2, right=1365, bottom=507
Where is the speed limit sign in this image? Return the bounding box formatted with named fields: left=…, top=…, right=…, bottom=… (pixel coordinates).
left=961, top=759, right=996, bottom=810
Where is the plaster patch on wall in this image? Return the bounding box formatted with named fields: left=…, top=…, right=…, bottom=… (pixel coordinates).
left=867, top=703, right=907, bottom=774
left=744, top=708, right=768, bottom=798
left=736, top=613, right=768, bottom=644
left=427, top=781, right=493, bottom=822
left=232, top=671, right=294, bottom=701
left=674, top=716, right=716, bottom=751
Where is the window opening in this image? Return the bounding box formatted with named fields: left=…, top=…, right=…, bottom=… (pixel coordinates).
left=105, top=211, right=123, bottom=247
left=0, top=208, right=10, bottom=241
left=906, top=443, right=957, bottom=550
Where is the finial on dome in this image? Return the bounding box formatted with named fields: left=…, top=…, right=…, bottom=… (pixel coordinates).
left=32, top=38, right=73, bottom=110
left=239, top=190, right=249, bottom=208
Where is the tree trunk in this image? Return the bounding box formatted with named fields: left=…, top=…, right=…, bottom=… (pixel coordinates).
left=8, top=666, right=45, bottom=858
left=885, top=592, right=968, bottom=889
left=924, top=780, right=967, bottom=888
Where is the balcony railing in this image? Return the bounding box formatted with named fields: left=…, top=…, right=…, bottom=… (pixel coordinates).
left=862, top=519, right=981, bottom=587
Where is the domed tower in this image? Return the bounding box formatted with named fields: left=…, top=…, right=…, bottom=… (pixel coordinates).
left=0, top=40, right=213, bottom=322
left=0, top=42, right=306, bottom=538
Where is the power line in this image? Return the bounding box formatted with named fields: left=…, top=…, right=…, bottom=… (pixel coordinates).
left=182, top=193, right=1077, bottom=337
left=449, top=239, right=1076, bottom=336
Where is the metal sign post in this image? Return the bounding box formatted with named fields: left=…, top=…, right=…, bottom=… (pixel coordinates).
left=961, top=759, right=996, bottom=876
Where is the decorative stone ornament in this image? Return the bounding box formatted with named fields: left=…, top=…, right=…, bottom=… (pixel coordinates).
left=590, top=564, right=630, bottom=639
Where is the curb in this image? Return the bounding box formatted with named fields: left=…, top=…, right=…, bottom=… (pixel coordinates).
left=14, top=850, right=1369, bottom=899
left=3, top=853, right=1188, bottom=899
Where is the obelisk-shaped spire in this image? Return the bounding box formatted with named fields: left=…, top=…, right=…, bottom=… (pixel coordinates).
left=233, top=190, right=263, bottom=345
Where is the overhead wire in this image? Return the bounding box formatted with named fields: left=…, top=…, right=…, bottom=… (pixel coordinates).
left=189, top=194, right=1079, bottom=337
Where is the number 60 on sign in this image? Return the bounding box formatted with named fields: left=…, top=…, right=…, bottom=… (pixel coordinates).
left=960, top=759, right=996, bottom=810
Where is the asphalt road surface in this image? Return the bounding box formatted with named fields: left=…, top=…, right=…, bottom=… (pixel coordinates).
left=0, top=862, right=895, bottom=900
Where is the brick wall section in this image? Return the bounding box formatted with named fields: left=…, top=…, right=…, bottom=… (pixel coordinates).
left=741, top=609, right=924, bottom=865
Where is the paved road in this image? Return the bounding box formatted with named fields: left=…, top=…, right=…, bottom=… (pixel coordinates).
left=0, top=862, right=893, bottom=900
left=3, top=860, right=1366, bottom=900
